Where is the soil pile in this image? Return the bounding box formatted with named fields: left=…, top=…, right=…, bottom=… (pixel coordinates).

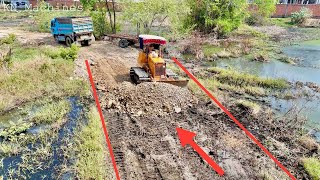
left=104, top=82, right=196, bottom=116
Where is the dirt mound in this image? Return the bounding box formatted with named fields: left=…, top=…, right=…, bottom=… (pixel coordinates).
left=104, top=82, right=196, bottom=116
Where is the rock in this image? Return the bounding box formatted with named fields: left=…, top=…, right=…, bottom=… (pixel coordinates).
left=306, top=82, right=318, bottom=89
left=89, top=59, right=96, bottom=66
left=107, top=100, right=117, bottom=109
left=295, top=81, right=304, bottom=88
left=137, top=110, right=143, bottom=116
left=174, top=107, right=181, bottom=113
left=221, top=159, right=248, bottom=179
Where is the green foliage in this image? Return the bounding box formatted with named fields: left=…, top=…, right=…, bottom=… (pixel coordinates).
left=121, top=0, right=189, bottom=37
left=302, top=157, right=320, bottom=180
left=74, top=107, right=110, bottom=179
left=291, top=7, right=313, bottom=25
left=208, top=67, right=289, bottom=89
left=0, top=34, right=16, bottom=45
left=270, top=18, right=294, bottom=28
left=59, top=44, right=80, bottom=61
left=246, top=0, right=276, bottom=25
left=0, top=47, right=88, bottom=112
left=32, top=100, right=70, bottom=125
left=80, top=0, right=97, bottom=11
left=202, top=44, right=223, bottom=57
left=90, top=9, right=111, bottom=39
left=185, top=0, right=248, bottom=37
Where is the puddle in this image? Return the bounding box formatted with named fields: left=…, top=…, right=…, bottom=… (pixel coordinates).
left=0, top=97, right=87, bottom=179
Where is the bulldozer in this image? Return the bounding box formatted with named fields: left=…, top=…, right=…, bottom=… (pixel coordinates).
left=130, top=35, right=188, bottom=87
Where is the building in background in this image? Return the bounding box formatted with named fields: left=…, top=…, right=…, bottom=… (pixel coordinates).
left=275, top=0, right=320, bottom=17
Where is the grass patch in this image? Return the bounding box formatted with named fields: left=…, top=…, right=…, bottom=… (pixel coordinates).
left=0, top=42, right=86, bottom=112
left=269, top=18, right=295, bottom=28
left=236, top=100, right=261, bottom=115
left=302, top=39, right=320, bottom=46
left=73, top=107, right=110, bottom=179
left=207, top=67, right=289, bottom=89
left=232, top=24, right=268, bottom=39
left=302, top=157, right=320, bottom=180
left=32, top=100, right=70, bottom=125
left=202, top=44, right=223, bottom=57
left=166, top=63, right=183, bottom=75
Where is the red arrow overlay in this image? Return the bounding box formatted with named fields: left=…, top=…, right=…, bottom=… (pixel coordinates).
left=172, top=57, right=296, bottom=180
left=176, top=128, right=225, bottom=176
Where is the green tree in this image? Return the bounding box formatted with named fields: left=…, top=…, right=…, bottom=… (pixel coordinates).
left=121, top=0, right=190, bottom=37
left=246, top=0, right=276, bottom=25
left=80, top=0, right=118, bottom=37
left=185, top=0, right=248, bottom=37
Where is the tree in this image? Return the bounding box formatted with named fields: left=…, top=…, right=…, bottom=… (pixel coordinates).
left=185, top=0, right=248, bottom=37
left=80, top=0, right=118, bottom=37
left=121, top=0, right=190, bottom=37
left=246, top=0, right=276, bottom=25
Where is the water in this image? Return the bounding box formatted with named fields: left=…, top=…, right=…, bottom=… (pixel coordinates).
left=0, top=97, right=86, bottom=179
left=208, top=40, right=320, bottom=140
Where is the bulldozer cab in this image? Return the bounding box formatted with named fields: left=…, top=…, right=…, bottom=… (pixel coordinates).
left=138, top=35, right=167, bottom=80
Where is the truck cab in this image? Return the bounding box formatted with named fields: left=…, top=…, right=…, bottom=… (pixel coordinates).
left=50, top=17, right=95, bottom=47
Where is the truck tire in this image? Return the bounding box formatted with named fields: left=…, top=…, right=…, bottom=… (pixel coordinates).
left=66, top=36, right=74, bottom=47
left=119, top=39, right=129, bottom=48
left=54, top=35, right=59, bottom=43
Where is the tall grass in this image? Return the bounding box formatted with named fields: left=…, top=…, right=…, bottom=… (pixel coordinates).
left=73, top=107, right=110, bottom=179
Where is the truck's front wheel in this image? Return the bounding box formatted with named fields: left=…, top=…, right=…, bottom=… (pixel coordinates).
left=66, top=36, right=74, bottom=47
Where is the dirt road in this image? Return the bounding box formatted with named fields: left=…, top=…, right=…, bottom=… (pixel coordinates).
left=81, top=41, right=293, bottom=179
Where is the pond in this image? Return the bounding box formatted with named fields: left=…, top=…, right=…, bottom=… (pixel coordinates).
left=210, top=40, right=320, bottom=140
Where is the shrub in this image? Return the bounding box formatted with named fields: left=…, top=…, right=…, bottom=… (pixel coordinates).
left=291, top=7, right=313, bottom=25
left=59, top=44, right=80, bottom=61
left=0, top=34, right=16, bottom=45
left=185, top=0, right=248, bottom=37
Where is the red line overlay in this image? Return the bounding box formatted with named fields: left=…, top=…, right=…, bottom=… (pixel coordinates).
left=172, top=57, right=296, bottom=180
left=85, top=60, right=121, bottom=180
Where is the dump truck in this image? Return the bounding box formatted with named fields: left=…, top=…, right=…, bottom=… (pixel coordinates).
left=130, top=35, right=188, bottom=87
left=50, top=16, right=95, bottom=47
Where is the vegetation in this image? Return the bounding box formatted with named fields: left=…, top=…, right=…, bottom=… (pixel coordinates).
left=236, top=99, right=261, bottom=115
left=291, top=7, right=313, bottom=25
left=73, top=107, right=110, bottom=179
left=246, top=0, right=276, bottom=25
left=302, top=158, right=320, bottom=180
left=207, top=67, right=289, bottom=89
left=202, top=44, right=223, bottom=58
left=0, top=34, right=16, bottom=45
left=0, top=42, right=88, bottom=112
left=185, top=0, right=248, bottom=37
left=121, top=0, right=190, bottom=37
left=270, top=18, right=295, bottom=28
left=32, top=100, right=70, bottom=125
